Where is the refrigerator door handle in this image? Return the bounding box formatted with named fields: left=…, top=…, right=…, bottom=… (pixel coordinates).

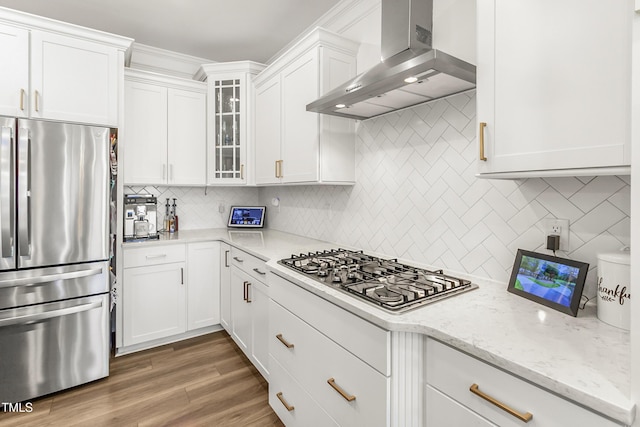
left=0, top=126, right=13, bottom=258
left=0, top=267, right=103, bottom=290
left=18, top=127, right=30, bottom=257
left=0, top=300, right=102, bottom=327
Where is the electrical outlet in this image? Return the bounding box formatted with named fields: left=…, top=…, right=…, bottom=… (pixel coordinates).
left=543, top=218, right=570, bottom=251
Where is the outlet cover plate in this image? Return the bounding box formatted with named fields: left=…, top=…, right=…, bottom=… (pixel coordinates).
left=543, top=218, right=569, bottom=251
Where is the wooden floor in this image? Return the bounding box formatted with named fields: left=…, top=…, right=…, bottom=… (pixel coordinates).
left=0, top=331, right=284, bottom=427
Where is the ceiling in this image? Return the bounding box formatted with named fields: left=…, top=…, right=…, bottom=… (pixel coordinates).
left=0, top=0, right=342, bottom=63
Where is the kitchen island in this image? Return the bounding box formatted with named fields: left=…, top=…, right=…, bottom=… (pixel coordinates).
left=122, top=228, right=633, bottom=425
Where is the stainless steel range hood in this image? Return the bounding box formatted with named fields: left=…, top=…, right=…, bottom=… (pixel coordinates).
left=306, top=0, right=476, bottom=120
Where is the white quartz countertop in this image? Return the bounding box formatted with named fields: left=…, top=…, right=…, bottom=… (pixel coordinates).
left=123, top=229, right=634, bottom=425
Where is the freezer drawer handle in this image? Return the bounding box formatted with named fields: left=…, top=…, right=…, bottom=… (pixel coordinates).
left=0, top=127, right=14, bottom=258
left=0, top=300, right=102, bottom=327
left=276, top=392, right=294, bottom=412
left=327, top=378, right=356, bottom=402
left=469, top=383, right=533, bottom=423
left=0, top=267, right=103, bottom=290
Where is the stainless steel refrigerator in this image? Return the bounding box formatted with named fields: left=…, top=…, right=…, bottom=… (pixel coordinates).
left=0, top=117, right=111, bottom=403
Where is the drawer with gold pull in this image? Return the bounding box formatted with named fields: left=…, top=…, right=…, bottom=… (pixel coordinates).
left=426, top=338, right=622, bottom=427
left=269, top=298, right=388, bottom=427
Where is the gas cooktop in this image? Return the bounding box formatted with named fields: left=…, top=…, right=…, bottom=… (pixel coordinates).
left=278, top=248, right=478, bottom=314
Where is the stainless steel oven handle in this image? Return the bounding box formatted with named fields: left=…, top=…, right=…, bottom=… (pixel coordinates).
left=0, top=127, right=13, bottom=258
left=0, top=300, right=102, bottom=327
left=17, top=127, right=30, bottom=257
left=0, top=267, right=103, bottom=289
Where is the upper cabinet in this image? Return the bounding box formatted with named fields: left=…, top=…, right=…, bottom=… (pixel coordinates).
left=477, top=0, right=632, bottom=178
left=0, top=10, right=131, bottom=127
left=254, top=28, right=359, bottom=185
left=196, top=61, right=265, bottom=185
left=123, top=69, right=207, bottom=186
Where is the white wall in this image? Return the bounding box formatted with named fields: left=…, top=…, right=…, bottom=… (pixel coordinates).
left=630, top=5, right=639, bottom=426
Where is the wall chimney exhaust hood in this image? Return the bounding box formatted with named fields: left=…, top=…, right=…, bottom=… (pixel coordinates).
left=306, top=0, right=476, bottom=121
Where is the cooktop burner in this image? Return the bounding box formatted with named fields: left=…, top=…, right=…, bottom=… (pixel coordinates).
left=278, top=249, right=478, bottom=313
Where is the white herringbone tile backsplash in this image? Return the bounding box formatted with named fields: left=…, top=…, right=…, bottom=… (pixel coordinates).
left=259, top=91, right=630, bottom=296
left=125, top=185, right=259, bottom=230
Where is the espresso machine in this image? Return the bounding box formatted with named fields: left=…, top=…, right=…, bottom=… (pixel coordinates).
left=124, top=194, right=160, bottom=241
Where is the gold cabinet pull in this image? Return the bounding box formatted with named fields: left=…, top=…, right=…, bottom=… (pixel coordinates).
left=34, top=90, right=40, bottom=112
left=240, top=163, right=244, bottom=180
left=479, top=122, right=487, bottom=161
left=275, top=160, right=278, bottom=178
left=20, top=89, right=25, bottom=111
left=276, top=392, right=294, bottom=411
left=275, top=160, right=283, bottom=178
left=276, top=333, right=294, bottom=349
left=469, top=384, right=532, bottom=423
left=327, top=378, right=356, bottom=402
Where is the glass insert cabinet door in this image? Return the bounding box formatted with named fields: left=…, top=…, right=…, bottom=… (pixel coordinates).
left=213, top=79, right=243, bottom=180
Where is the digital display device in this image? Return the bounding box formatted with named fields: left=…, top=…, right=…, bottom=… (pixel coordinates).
left=227, top=206, right=266, bottom=228
left=507, top=249, right=589, bottom=316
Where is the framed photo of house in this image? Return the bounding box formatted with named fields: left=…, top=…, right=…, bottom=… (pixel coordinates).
left=507, top=249, right=589, bottom=316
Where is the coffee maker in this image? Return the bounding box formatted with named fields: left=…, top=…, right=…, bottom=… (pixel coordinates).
left=124, top=194, right=160, bottom=241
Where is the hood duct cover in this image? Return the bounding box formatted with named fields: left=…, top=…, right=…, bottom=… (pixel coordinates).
left=306, top=0, right=476, bottom=120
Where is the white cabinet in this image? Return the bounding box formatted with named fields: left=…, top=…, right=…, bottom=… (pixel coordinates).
left=426, top=338, right=624, bottom=427
left=122, top=242, right=221, bottom=349
left=187, top=242, right=220, bottom=330
left=219, top=243, right=231, bottom=331
left=230, top=266, right=252, bottom=353
left=477, top=0, right=632, bottom=178
left=228, top=247, right=269, bottom=379
left=123, top=69, right=207, bottom=186
left=0, top=23, right=29, bottom=118
left=268, top=272, right=390, bottom=426
left=122, top=245, right=187, bottom=346
left=254, top=28, right=358, bottom=185
left=196, top=61, right=265, bottom=185
left=31, top=31, right=120, bottom=126
left=0, top=10, right=131, bottom=126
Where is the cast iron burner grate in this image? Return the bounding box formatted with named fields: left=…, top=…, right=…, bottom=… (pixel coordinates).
left=278, top=248, right=478, bottom=313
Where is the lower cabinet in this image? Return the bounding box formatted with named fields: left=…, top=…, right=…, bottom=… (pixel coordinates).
left=219, top=243, right=231, bottom=331
left=187, top=242, right=221, bottom=330
left=268, top=272, right=390, bottom=427
left=122, top=242, right=220, bottom=348
left=228, top=247, right=270, bottom=379
left=425, top=338, right=624, bottom=427
left=123, top=261, right=186, bottom=346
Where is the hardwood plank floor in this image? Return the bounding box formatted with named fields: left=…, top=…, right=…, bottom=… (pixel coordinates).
left=0, top=331, right=284, bottom=427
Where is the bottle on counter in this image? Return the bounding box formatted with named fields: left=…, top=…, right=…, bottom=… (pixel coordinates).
left=164, top=198, right=171, bottom=232
left=172, top=198, right=179, bottom=231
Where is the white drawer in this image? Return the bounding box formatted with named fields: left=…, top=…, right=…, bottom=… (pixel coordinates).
left=269, top=355, right=338, bottom=427
left=269, top=299, right=388, bottom=427
left=123, top=244, right=185, bottom=268
left=426, top=339, right=622, bottom=427
left=230, top=247, right=267, bottom=282
left=269, top=272, right=390, bottom=375
left=426, top=385, right=497, bottom=427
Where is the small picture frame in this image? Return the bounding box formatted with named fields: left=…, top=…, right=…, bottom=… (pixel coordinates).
left=507, top=249, right=589, bottom=316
